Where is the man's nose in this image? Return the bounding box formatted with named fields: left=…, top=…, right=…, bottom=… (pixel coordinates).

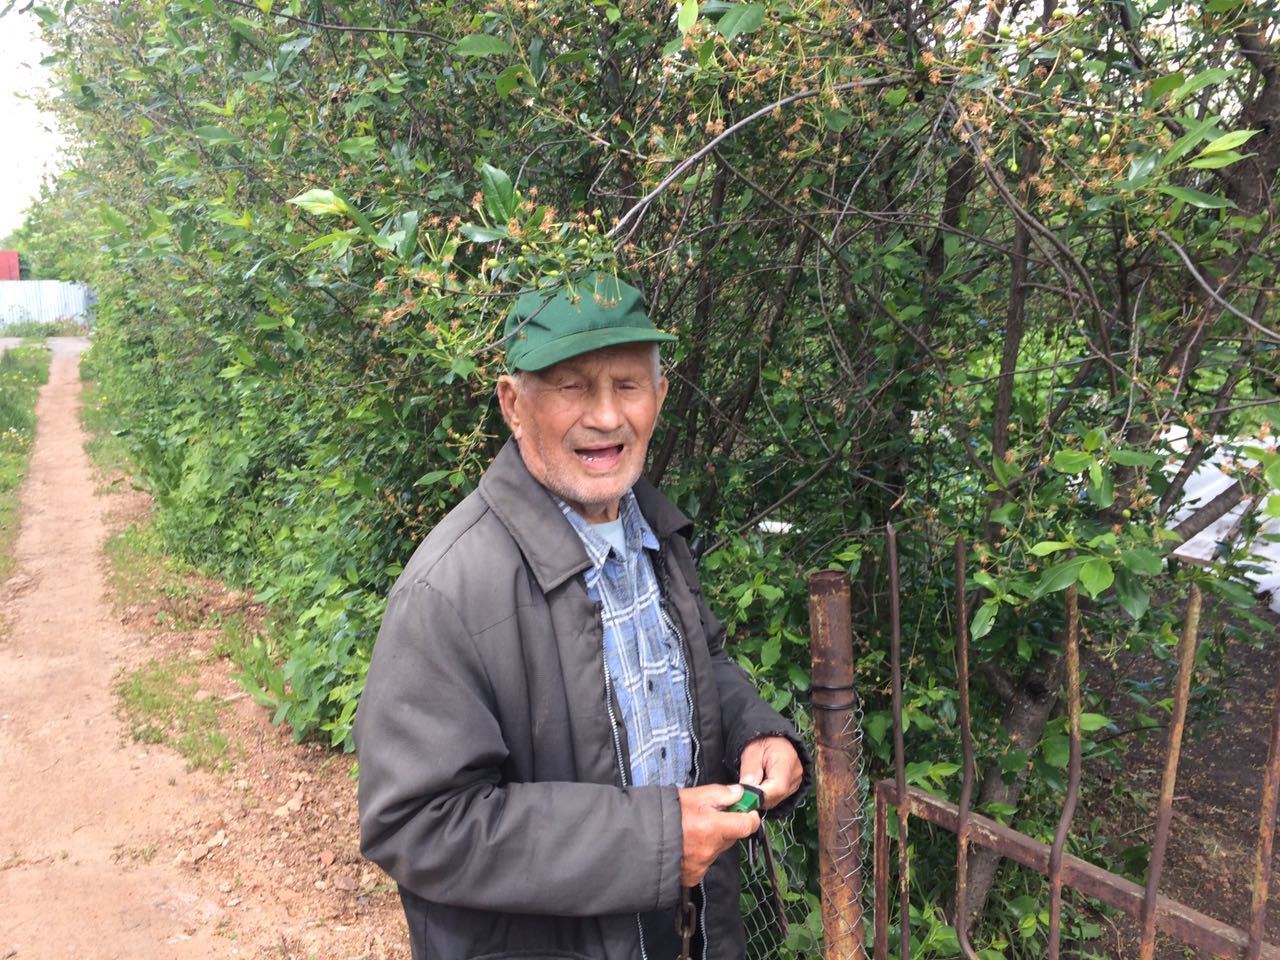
left=580, top=384, right=625, bottom=431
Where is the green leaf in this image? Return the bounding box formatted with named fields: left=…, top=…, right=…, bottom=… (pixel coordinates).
left=1035, top=556, right=1088, bottom=597
left=396, top=210, right=419, bottom=259
left=1089, top=465, right=1114, bottom=508
left=1125, top=153, right=1158, bottom=184
left=480, top=163, right=516, bottom=223
left=287, top=189, right=350, bottom=217
left=1111, top=449, right=1161, bottom=467
left=905, top=759, right=933, bottom=785
left=1149, top=72, right=1184, bottom=99
left=1115, top=567, right=1150, bottom=619
left=1052, top=449, right=1094, bottom=473
left=452, top=34, right=513, bottom=57
left=1188, top=150, right=1249, bottom=170
left=678, top=0, right=699, bottom=33
left=1158, top=185, right=1234, bottom=209
left=1083, top=428, right=1105, bottom=452
left=970, top=600, right=998, bottom=640
left=1029, top=541, right=1071, bottom=557
left=1266, top=494, right=1280, bottom=518
left=1168, top=67, right=1234, bottom=105
left=1079, top=712, right=1111, bottom=733
left=459, top=223, right=509, bottom=243
left=759, top=635, right=781, bottom=669
left=823, top=109, right=853, bottom=132
left=298, top=228, right=358, bottom=253
left=98, top=205, right=128, bottom=233
left=1120, top=548, right=1163, bottom=576
left=1265, top=458, right=1280, bottom=489
left=1200, top=128, right=1261, bottom=155
left=495, top=64, right=528, bottom=97
left=1041, top=733, right=1069, bottom=769
left=1079, top=557, right=1114, bottom=598
left=884, top=88, right=907, bottom=107
left=338, top=135, right=379, bottom=159
left=193, top=125, right=238, bottom=144
left=716, top=3, right=764, bottom=39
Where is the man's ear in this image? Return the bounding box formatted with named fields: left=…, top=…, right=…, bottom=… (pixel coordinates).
left=655, top=374, right=670, bottom=415
left=496, top=375, right=521, bottom=438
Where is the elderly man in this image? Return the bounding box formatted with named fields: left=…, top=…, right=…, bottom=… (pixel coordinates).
left=354, top=274, right=811, bottom=960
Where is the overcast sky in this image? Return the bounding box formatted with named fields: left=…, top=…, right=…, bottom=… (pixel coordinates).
left=0, top=10, right=66, bottom=240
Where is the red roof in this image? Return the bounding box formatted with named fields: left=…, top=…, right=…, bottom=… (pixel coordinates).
left=0, top=251, right=19, bottom=281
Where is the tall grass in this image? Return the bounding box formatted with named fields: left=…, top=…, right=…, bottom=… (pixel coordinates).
left=0, top=345, right=52, bottom=577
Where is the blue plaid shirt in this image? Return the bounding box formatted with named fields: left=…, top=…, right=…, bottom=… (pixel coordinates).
left=557, top=492, right=695, bottom=788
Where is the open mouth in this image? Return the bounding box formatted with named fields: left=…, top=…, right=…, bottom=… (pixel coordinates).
left=575, top=443, right=625, bottom=469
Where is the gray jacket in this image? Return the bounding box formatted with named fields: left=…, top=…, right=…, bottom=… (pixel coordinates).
left=355, top=441, right=811, bottom=960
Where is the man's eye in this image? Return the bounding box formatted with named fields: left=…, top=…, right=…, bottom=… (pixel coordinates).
left=559, top=382, right=585, bottom=393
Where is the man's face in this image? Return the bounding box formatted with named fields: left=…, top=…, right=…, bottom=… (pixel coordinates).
left=497, top=343, right=668, bottom=523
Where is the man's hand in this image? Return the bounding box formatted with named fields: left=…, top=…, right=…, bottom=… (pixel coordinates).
left=677, top=784, right=760, bottom=887
left=738, top=736, right=804, bottom=810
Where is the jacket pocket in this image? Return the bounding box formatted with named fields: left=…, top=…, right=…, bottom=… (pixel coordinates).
left=468, top=952, right=598, bottom=960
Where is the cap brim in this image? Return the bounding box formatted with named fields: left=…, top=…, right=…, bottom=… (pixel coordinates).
left=513, top=326, right=678, bottom=372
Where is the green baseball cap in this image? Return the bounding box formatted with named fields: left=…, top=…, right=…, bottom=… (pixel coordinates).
left=504, top=274, right=677, bottom=372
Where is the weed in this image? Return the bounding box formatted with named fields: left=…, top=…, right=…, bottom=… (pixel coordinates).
left=79, top=378, right=133, bottom=479
left=0, top=345, right=51, bottom=580
left=116, top=658, right=234, bottom=771
left=103, top=522, right=200, bottom=624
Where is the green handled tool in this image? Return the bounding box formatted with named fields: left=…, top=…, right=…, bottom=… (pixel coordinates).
left=725, top=783, right=764, bottom=813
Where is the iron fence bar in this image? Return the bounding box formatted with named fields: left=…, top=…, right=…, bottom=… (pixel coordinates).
left=876, top=779, right=1280, bottom=960
left=1047, top=585, right=1084, bottom=959
left=1246, top=670, right=1280, bottom=959
left=873, top=780, right=890, bottom=960
left=886, top=523, right=910, bottom=960
left=1138, top=584, right=1203, bottom=960
left=953, top=536, right=980, bottom=960
left=807, top=569, right=868, bottom=960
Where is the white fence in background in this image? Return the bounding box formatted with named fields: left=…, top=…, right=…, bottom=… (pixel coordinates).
left=0, top=281, right=95, bottom=329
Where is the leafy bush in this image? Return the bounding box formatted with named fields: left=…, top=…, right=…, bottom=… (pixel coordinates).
left=14, top=0, right=1280, bottom=950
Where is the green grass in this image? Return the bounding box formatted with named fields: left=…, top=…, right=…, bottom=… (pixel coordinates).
left=1, top=317, right=87, bottom=337
left=116, top=657, right=233, bottom=770
left=103, top=521, right=208, bottom=627
left=0, top=345, right=51, bottom=579
left=79, top=369, right=134, bottom=481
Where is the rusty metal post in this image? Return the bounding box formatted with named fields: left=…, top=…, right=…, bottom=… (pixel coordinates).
left=1139, top=584, right=1202, bottom=960
left=1246, top=671, right=1280, bottom=960
left=886, top=524, right=910, bottom=960
left=953, top=537, right=981, bottom=960
left=1047, top=585, right=1084, bottom=960
left=809, top=569, right=867, bottom=959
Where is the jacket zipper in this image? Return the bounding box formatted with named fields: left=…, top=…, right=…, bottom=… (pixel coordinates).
left=601, top=619, right=650, bottom=960
left=656, top=561, right=708, bottom=960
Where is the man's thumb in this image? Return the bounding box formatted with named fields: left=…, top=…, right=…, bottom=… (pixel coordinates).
left=713, top=783, right=744, bottom=808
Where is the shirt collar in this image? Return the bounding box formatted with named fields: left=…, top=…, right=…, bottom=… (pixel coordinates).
left=556, top=490, right=660, bottom=576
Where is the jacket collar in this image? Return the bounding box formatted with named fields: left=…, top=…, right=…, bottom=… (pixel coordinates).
left=478, top=439, right=693, bottom=593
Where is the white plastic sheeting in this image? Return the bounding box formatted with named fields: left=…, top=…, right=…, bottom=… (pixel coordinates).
left=1165, top=427, right=1280, bottom=614
left=0, top=281, right=94, bottom=328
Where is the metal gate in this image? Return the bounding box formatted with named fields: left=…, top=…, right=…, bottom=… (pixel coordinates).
left=804, top=525, right=1280, bottom=960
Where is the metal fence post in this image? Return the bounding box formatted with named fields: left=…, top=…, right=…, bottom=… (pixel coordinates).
left=809, top=569, right=867, bottom=959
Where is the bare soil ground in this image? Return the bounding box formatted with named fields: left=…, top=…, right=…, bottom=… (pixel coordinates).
left=0, top=340, right=409, bottom=960
left=1087, top=599, right=1280, bottom=958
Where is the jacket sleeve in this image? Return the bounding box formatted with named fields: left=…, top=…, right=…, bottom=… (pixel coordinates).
left=695, top=573, right=814, bottom=820
left=354, top=580, right=684, bottom=916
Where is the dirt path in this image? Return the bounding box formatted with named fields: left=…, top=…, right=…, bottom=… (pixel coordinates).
left=0, top=338, right=237, bottom=958
left=0, top=336, right=20, bottom=355
left=0, top=340, right=406, bottom=959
